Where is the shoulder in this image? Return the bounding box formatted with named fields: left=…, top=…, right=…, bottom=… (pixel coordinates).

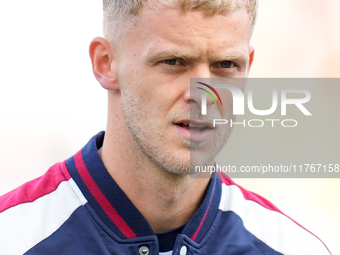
left=217, top=173, right=331, bottom=255
left=0, top=162, right=70, bottom=213
left=0, top=161, right=87, bottom=255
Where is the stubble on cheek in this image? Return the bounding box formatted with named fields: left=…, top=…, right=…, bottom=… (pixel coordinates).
left=119, top=78, right=192, bottom=174
left=119, top=76, right=234, bottom=175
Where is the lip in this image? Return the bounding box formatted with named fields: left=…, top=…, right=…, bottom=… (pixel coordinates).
left=173, top=119, right=214, bottom=129
left=173, top=120, right=214, bottom=143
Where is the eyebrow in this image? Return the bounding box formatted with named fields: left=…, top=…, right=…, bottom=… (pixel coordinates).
left=217, top=51, right=249, bottom=66
left=145, top=48, right=249, bottom=66
left=145, top=49, right=200, bottom=64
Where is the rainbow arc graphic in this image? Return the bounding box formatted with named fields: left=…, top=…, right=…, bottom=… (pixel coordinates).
left=196, top=82, right=222, bottom=106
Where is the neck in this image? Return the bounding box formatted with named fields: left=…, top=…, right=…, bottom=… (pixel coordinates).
left=99, top=110, right=210, bottom=232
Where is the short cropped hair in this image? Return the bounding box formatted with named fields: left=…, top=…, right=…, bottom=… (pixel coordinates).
left=103, top=0, right=258, bottom=44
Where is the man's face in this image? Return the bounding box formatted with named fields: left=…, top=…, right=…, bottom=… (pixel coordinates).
left=116, top=6, right=253, bottom=174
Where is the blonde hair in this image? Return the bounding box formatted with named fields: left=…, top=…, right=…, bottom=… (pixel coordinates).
left=103, top=0, right=258, bottom=43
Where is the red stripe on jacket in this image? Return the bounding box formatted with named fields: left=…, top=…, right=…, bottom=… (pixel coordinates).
left=74, top=150, right=137, bottom=239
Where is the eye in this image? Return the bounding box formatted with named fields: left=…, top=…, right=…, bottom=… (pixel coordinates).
left=163, top=59, right=180, bottom=65
left=219, top=61, right=235, bottom=68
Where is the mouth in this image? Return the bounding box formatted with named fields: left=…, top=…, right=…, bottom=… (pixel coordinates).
left=173, top=120, right=214, bottom=143
left=175, top=121, right=212, bottom=133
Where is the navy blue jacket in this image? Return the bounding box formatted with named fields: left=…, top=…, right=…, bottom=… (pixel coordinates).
left=0, top=132, right=331, bottom=254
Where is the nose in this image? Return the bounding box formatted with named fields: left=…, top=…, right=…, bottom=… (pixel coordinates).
left=188, top=84, right=215, bottom=106
left=183, top=66, right=215, bottom=112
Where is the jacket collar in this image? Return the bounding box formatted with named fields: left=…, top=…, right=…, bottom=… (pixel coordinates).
left=65, top=131, right=221, bottom=243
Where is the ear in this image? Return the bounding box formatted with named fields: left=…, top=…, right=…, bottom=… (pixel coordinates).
left=247, top=45, right=255, bottom=74
left=89, top=37, right=119, bottom=91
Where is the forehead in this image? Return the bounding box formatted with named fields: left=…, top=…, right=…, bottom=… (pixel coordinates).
left=142, top=6, right=250, bottom=35
left=122, top=6, right=252, bottom=60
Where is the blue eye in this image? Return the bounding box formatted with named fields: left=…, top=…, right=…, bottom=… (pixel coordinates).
left=164, top=59, right=178, bottom=65
left=220, top=61, right=234, bottom=68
